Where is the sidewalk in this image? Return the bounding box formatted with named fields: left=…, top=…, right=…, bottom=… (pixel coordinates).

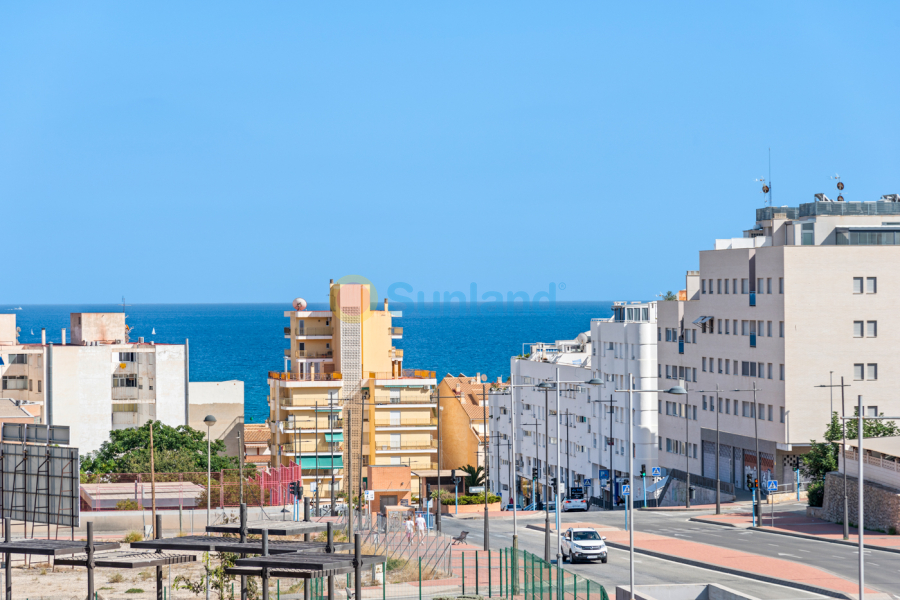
left=691, top=510, right=900, bottom=550
left=600, top=528, right=879, bottom=597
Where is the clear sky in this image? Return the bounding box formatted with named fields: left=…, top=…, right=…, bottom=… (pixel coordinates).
left=2, top=2, right=899, bottom=304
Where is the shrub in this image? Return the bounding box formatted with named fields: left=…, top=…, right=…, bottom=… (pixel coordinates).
left=108, top=573, right=125, bottom=583
left=125, top=588, right=144, bottom=594
left=123, top=531, right=143, bottom=543
left=807, top=480, right=824, bottom=507
left=139, top=571, right=153, bottom=580
left=116, top=499, right=140, bottom=511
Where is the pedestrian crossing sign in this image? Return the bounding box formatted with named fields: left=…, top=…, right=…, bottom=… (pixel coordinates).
left=766, top=480, right=778, bottom=492
left=622, top=485, right=630, bottom=496
left=651, top=467, right=661, bottom=477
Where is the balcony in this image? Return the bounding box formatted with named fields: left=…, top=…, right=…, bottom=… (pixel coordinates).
left=296, top=350, right=334, bottom=359
left=372, top=394, right=435, bottom=405
left=280, top=395, right=344, bottom=408
left=389, top=327, right=403, bottom=338
left=289, top=440, right=345, bottom=453
left=374, top=440, right=437, bottom=451
left=280, top=418, right=343, bottom=431
left=269, top=372, right=342, bottom=382
left=297, top=327, right=333, bottom=337
left=391, top=348, right=403, bottom=359
left=369, top=369, right=436, bottom=380
left=373, top=416, right=437, bottom=427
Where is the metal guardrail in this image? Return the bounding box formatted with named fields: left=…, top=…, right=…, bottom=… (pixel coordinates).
left=269, top=371, right=342, bottom=381
left=296, top=327, right=333, bottom=336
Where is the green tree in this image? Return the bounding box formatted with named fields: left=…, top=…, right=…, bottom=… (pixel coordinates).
left=459, top=464, right=485, bottom=487
left=660, top=291, right=677, bottom=301
left=81, top=421, right=238, bottom=474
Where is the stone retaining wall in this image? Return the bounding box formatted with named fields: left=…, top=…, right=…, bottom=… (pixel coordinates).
left=822, top=471, right=900, bottom=533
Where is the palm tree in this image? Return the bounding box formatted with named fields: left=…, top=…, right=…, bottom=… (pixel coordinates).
left=460, top=464, right=485, bottom=488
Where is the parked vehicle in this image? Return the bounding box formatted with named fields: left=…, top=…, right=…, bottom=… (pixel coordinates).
left=561, top=527, right=608, bottom=563
left=562, top=497, right=588, bottom=512
left=503, top=503, right=525, bottom=511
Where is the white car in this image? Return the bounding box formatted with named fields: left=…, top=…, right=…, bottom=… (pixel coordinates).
left=561, top=528, right=608, bottom=563
left=562, top=497, right=588, bottom=512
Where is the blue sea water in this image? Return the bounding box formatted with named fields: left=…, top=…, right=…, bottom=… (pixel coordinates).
left=1, top=301, right=614, bottom=424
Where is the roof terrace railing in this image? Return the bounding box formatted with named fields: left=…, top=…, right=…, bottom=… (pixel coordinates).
left=799, top=201, right=900, bottom=218
left=369, top=369, right=436, bottom=380
left=269, top=372, right=342, bottom=382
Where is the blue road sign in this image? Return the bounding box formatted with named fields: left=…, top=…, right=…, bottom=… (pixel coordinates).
left=584, top=478, right=592, bottom=487
left=766, top=480, right=778, bottom=492
left=651, top=467, right=661, bottom=477
left=622, top=485, right=630, bottom=496
left=598, top=470, right=609, bottom=480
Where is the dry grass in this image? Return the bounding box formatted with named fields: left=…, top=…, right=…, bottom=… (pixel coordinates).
left=108, top=572, right=125, bottom=583
left=123, top=531, right=144, bottom=543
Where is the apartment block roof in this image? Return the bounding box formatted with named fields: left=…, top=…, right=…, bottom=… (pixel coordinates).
left=244, top=424, right=272, bottom=444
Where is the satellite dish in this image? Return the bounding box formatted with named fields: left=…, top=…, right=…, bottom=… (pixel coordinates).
left=837, top=195, right=844, bottom=202
left=837, top=181, right=845, bottom=191
left=481, top=374, right=487, bottom=382
left=120, top=363, right=127, bottom=370
left=762, top=185, right=770, bottom=194
left=293, top=297, right=308, bottom=311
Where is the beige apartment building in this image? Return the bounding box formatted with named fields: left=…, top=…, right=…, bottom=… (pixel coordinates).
left=268, top=280, right=436, bottom=500
left=657, top=196, right=900, bottom=492
left=436, top=373, right=506, bottom=473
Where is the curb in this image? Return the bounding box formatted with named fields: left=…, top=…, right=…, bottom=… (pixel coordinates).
left=689, top=517, right=900, bottom=555
left=637, top=506, right=720, bottom=513
left=688, top=516, right=750, bottom=529
left=602, top=540, right=852, bottom=600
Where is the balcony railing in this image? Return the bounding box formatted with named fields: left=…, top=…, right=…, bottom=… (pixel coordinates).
left=288, top=441, right=344, bottom=453
left=372, top=395, right=435, bottom=405
left=281, top=418, right=343, bottom=430
left=373, top=417, right=437, bottom=427
left=389, top=327, right=403, bottom=336
left=270, top=372, right=342, bottom=382
left=296, top=350, right=334, bottom=359
left=375, top=440, right=437, bottom=451
left=296, top=327, right=333, bottom=336
left=280, top=395, right=344, bottom=408
left=284, top=327, right=291, bottom=335
left=368, top=369, right=436, bottom=380
left=391, top=348, right=404, bottom=358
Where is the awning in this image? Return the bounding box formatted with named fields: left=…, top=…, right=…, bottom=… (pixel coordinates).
left=300, top=456, right=344, bottom=469
left=324, top=433, right=344, bottom=443
left=315, top=407, right=341, bottom=412
left=692, top=316, right=713, bottom=324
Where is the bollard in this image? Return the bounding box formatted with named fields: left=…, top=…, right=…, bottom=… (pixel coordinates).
left=261, top=530, right=269, bottom=600
left=156, top=515, right=164, bottom=600
left=87, top=522, right=95, bottom=600
left=354, top=534, right=361, bottom=600
left=488, top=549, right=492, bottom=597
left=476, top=550, right=479, bottom=596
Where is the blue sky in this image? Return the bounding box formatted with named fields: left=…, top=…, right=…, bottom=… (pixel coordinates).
left=2, top=2, right=899, bottom=304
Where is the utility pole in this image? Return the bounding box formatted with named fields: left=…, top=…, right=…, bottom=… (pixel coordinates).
left=482, top=381, right=490, bottom=550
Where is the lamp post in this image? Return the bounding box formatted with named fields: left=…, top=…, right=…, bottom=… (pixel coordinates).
left=614, top=379, right=686, bottom=600
left=203, top=414, right=216, bottom=600
left=521, top=419, right=547, bottom=560
left=731, top=382, right=762, bottom=523
left=815, top=377, right=850, bottom=540
left=591, top=395, right=617, bottom=508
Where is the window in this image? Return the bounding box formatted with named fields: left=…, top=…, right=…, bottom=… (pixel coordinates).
left=702, top=280, right=706, bottom=294
left=767, top=321, right=772, bottom=337
left=37, top=380, right=42, bottom=393
left=693, top=406, right=697, bottom=420
left=702, top=395, right=707, bottom=410
left=742, top=401, right=751, bottom=417
left=867, top=277, right=877, bottom=294
left=658, top=400, right=662, bottom=413
left=853, top=364, right=864, bottom=380
left=725, top=279, right=729, bottom=294
left=1, top=376, right=27, bottom=390
left=718, top=319, right=722, bottom=334
left=657, top=327, right=661, bottom=341
left=718, top=358, right=723, bottom=374
left=741, top=279, right=749, bottom=294
left=779, top=321, right=784, bottom=337
left=758, top=278, right=764, bottom=293
left=853, top=277, right=864, bottom=294
left=725, top=320, right=730, bottom=335
left=779, top=277, right=784, bottom=293
left=665, top=365, right=671, bottom=379
left=726, top=399, right=731, bottom=414
left=658, top=364, right=662, bottom=378
left=717, top=279, right=722, bottom=294
left=118, top=352, right=136, bottom=362
left=8, top=354, right=27, bottom=365
left=780, top=407, right=785, bottom=423
left=702, top=357, right=707, bottom=372
left=867, top=321, right=877, bottom=337
left=758, top=362, right=764, bottom=378
left=709, top=279, right=714, bottom=294
left=741, top=320, right=748, bottom=336
left=679, top=366, right=685, bottom=380
left=666, top=438, right=672, bottom=452
left=853, top=321, right=864, bottom=337
left=665, top=329, right=672, bottom=342
left=801, top=222, right=815, bottom=245
left=867, top=363, right=878, bottom=380
left=779, top=364, right=785, bottom=380
left=725, top=360, right=730, bottom=375
left=866, top=406, right=878, bottom=417
left=112, top=374, right=138, bottom=388
left=718, top=397, right=723, bottom=413
left=733, top=279, right=737, bottom=294
left=767, top=363, right=773, bottom=379
left=692, top=368, right=697, bottom=382
left=768, top=405, right=773, bottom=421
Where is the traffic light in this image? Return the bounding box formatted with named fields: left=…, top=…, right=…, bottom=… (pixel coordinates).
left=451, top=469, right=456, bottom=480
left=426, top=483, right=432, bottom=497
left=746, top=474, right=753, bottom=489
left=754, top=478, right=759, bottom=491
left=550, top=477, right=558, bottom=489
left=640, top=464, right=647, bottom=478
left=289, top=481, right=301, bottom=497
left=532, top=468, right=539, bottom=479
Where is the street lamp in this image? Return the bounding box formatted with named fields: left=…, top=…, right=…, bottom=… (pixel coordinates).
left=731, top=382, right=763, bottom=525
left=204, top=414, right=217, bottom=527
left=614, top=378, right=686, bottom=600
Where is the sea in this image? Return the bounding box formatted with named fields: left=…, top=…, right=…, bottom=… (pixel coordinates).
left=1, top=301, right=615, bottom=424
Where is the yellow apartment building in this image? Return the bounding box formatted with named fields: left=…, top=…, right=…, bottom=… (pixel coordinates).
left=268, top=280, right=436, bottom=501
left=436, top=374, right=506, bottom=473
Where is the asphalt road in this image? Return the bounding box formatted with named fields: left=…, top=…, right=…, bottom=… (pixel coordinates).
left=439, top=512, right=827, bottom=600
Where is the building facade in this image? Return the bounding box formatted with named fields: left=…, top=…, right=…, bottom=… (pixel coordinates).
left=656, top=197, right=900, bottom=492
left=0, top=312, right=189, bottom=453
left=268, top=281, right=436, bottom=500
left=436, top=373, right=506, bottom=473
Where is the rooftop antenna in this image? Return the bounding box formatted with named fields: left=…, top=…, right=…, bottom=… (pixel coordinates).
left=831, top=173, right=844, bottom=201
left=755, top=148, right=773, bottom=206
left=119, top=296, right=131, bottom=314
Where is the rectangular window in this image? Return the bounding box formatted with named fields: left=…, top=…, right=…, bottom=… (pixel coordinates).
left=741, top=320, right=748, bottom=336
left=741, top=361, right=750, bottom=376
left=718, top=397, right=723, bottom=413
left=757, top=278, right=764, bottom=293
left=866, top=406, right=878, bottom=417
left=741, top=279, right=749, bottom=294
left=28, top=379, right=32, bottom=392
left=725, top=360, right=730, bottom=375
left=742, top=401, right=750, bottom=417
left=1, top=376, right=27, bottom=390
left=702, top=357, right=707, bottom=372
left=718, top=358, right=723, bottom=374
left=779, top=277, right=784, bottom=294
left=779, top=321, right=784, bottom=337
left=718, top=319, right=722, bottom=334
left=8, top=354, right=27, bottom=365
left=766, top=278, right=772, bottom=294
left=767, top=363, right=773, bottom=379
left=867, top=277, right=877, bottom=294
left=780, top=407, right=785, bottom=423
left=780, top=364, right=785, bottom=381
left=853, top=277, right=864, bottom=294
left=725, top=320, right=730, bottom=335
left=726, top=399, right=731, bottom=414
left=657, top=327, right=661, bottom=341
left=854, top=363, right=864, bottom=380
left=768, top=405, right=773, bottom=421
left=692, top=367, right=697, bottom=382
left=758, top=362, right=764, bottom=378
left=702, top=395, right=707, bottom=410
left=867, top=321, right=877, bottom=337
left=717, top=279, right=722, bottom=294
left=801, top=222, right=815, bottom=245
left=853, top=321, right=864, bottom=337
left=767, top=321, right=772, bottom=337
left=665, top=365, right=671, bottom=379
left=665, top=329, right=671, bottom=342
left=733, top=279, right=737, bottom=294
left=658, top=364, right=662, bottom=378
left=693, top=406, right=697, bottom=420
left=666, top=438, right=672, bottom=452
left=678, top=366, right=685, bottom=380
left=112, top=374, right=138, bottom=388
left=37, top=380, right=42, bottom=393
left=867, top=363, right=878, bottom=380
left=702, top=280, right=706, bottom=294
left=118, top=352, right=137, bottom=362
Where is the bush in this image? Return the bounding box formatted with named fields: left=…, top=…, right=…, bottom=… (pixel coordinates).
left=116, top=499, right=140, bottom=511
left=807, top=480, right=824, bottom=507
left=125, top=589, right=144, bottom=594
left=441, top=493, right=500, bottom=506
left=108, top=573, right=125, bottom=583
left=123, top=531, right=143, bottom=543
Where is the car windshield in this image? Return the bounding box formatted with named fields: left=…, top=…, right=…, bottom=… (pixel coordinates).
left=572, top=531, right=600, bottom=541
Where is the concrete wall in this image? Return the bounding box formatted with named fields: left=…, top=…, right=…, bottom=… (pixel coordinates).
left=71, top=313, right=126, bottom=345
left=188, top=381, right=244, bottom=457
left=51, top=344, right=115, bottom=453
left=156, top=344, right=187, bottom=429
left=0, top=314, right=16, bottom=344
left=822, top=471, right=900, bottom=534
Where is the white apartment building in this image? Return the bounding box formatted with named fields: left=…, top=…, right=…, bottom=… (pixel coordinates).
left=657, top=195, right=900, bottom=492
left=0, top=312, right=190, bottom=453
left=488, top=313, right=660, bottom=506
left=590, top=301, right=660, bottom=503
